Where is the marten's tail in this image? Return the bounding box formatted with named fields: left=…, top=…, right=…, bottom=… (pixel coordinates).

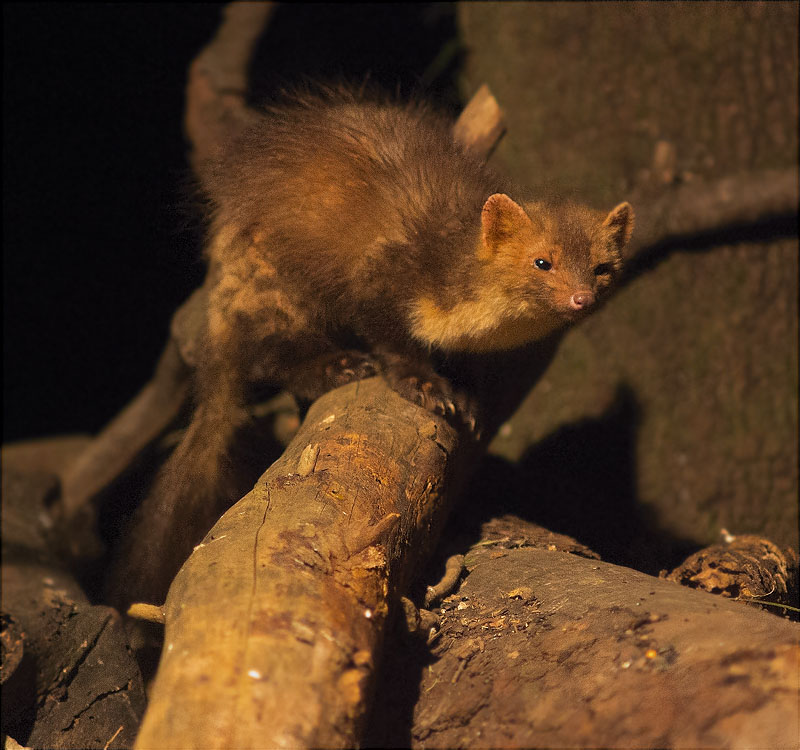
left=108, top=379, right=251, bottom=609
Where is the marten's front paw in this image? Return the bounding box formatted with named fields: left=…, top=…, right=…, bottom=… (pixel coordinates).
left=323, top=352, right=378, bottom=388
left=392, top=375, right=479, bottom=435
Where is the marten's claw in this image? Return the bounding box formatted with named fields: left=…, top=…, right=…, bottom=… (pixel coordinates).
left=323, top=351, right=377, bottom=388
left=390, top=374, right=479, bottom=436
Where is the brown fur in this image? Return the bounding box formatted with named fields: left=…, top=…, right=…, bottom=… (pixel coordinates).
left=109, top=85, right=634, bottom=606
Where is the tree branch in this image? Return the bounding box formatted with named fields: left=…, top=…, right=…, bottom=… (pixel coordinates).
left=185, top=1, right=276, bottom=170
left=135, top=379, right=468, bottom=747
left=627, top=167, right=798, bottom=266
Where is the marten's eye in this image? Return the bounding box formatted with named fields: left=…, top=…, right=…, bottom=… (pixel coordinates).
left=594, top=263, right=612, bottom=276
left=534, top=258, right=552, bottom=271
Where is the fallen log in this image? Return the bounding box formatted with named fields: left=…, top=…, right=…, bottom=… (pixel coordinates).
left=371, top=536, right=800, bottom=748
left=135, top=378, right=468, bottom=747
left=1, top=469, right=146, bottom=750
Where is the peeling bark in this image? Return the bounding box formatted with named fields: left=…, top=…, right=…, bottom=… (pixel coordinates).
left=664, top=534, right=798, bottom=608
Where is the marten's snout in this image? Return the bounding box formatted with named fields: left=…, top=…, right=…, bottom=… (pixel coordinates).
left=569, top=291, right=595, bottom=310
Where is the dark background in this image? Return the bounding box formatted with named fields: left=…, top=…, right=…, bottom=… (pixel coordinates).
left=3, top=3, right=461, bottom=442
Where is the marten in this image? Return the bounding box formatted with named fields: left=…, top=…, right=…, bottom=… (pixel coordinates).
left=110, top=85, right=634, bottom=607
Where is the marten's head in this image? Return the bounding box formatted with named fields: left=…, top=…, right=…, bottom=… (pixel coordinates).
left=408, top=195, right=634, bottom=353
left=479, top=194, right=634, bottom=323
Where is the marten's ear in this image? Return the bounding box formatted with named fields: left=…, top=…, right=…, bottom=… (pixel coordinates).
left=603, top=202, right=635, bottom=250
left=480, top=193, right=532, bottom=258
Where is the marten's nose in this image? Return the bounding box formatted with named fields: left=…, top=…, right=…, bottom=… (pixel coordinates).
left=570, top=291, right=595, bottom=310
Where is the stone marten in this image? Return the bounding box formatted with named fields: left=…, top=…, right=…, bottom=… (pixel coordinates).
left=110, top=85, right=634, bottom=607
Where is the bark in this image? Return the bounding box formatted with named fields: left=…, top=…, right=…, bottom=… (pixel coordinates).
left=1, top=470, right=146, bottom=749
left=664, top=533, right=798, bottom=606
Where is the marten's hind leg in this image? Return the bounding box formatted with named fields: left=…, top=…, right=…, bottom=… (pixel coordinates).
left=108, top=250, right=375, bottom=607
left=207, top=240, right=377, bottom=400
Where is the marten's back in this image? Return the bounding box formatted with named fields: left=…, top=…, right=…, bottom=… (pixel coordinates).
left=199, top=87, right=506, bottom=313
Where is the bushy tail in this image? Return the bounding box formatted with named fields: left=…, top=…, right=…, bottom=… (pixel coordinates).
left=108, top=381, right=250, bottom=608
